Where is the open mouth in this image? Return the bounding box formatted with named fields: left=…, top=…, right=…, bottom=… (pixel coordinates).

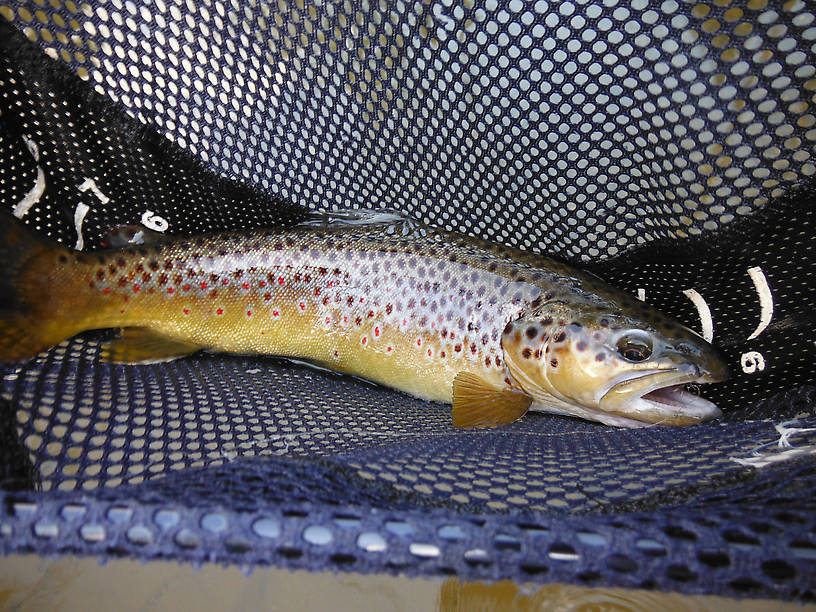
left=600, top=368, right=723, bottom=426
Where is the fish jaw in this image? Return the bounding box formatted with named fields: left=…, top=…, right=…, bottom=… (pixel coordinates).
left=598, top=365, right=723, bottom=426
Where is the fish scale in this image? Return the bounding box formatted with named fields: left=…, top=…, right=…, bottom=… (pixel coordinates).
left=80, top=221, right=550, bottom=402
left=0, top=211, right=729, bottom=428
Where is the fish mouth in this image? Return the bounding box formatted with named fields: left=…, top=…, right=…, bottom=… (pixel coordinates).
left=599, top=366, right=723, bottom=426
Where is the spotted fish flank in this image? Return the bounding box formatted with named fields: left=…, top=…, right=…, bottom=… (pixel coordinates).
left=0, top=209, right=729, bottom=428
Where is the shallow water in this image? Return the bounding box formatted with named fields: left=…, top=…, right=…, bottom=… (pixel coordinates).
left=0, top=555, right=810, bottom=611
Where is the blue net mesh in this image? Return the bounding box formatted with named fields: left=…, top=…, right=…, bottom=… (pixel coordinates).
left=0, top=0, right=815, bottom=601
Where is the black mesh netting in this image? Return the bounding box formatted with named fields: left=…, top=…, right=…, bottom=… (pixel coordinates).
left=0, top=0, right=815, bottom=601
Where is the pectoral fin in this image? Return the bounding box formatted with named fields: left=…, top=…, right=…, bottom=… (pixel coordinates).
left=452, top=372, right=532, bottom=429
left=101, top=328, right=202, bottom=364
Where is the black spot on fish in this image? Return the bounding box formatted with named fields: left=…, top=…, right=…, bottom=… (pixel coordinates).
left=526, top=327, right=538, bottom=339
left=553, top=332, right=566, bottom=343
left=503, top=322, right=514, bottom=335
left=550, top=359, right=558, bottom=368
left=540, top=316, right=553, bottom=326
left=576, top=341, right=587, bottom=351
left=595, top=353, right=606, bottom=362
left=600, top=318, right=610, bottom=327
left=59, top=254, right=68, bottom=263
left=522, top=348, right=532, bottom=359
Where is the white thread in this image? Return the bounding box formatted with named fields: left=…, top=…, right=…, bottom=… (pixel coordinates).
left=13, top=135, right=46, bottom=218
left=681, top=289, right=714, bottom=342
left=12, top=167, right=46, bottom=219
left=22, top=135, right=39, bottom=161
left=73, top=203, right=90, bottom=251
left=731, top=420, right=816, bottom=468
left=77, top=178, right=111, bottom=204
left=746, top=266, right=773, bottom=340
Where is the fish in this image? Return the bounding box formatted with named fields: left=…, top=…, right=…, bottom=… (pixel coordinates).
left=0, top=208, right=730, bottom=428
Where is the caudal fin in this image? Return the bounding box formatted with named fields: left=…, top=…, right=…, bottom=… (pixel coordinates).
left=0, top=212, right=73, bottom=361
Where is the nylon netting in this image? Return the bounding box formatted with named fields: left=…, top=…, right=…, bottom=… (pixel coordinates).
left=0, top=0, right=814, bottom=601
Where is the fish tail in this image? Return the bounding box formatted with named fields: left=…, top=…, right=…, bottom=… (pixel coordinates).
left=0, top=212, right=81, bottom=361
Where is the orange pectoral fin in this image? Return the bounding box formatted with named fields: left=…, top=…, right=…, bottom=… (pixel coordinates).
left=451, top=372, right=532, bottom=429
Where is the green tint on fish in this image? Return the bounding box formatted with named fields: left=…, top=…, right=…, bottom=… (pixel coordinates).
left=0, top=209, right=730, bottom=428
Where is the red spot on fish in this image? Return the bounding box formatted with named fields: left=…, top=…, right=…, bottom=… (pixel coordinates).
left=278, top=277, right=285, bottom=286
left=167, top=287, right=174, bottom=294
left=359, top=297, right=364, bottom=303
left=343, top=316, right=348, bottom=323
left=450, top=332, right=455, bottom=339
left=200, top=281, right=208, bottom=290
left=334, top=350, right=339, bottom=358
left=183, top=308, right=189, bottom=315
left=210, top=289, right=218, bottom=298
left=242, top=282, right=249, bottom=290
left=427, top=349, right=432, bottom=356
left=120, top=308, right=125, bottom=314
left=322, top=296, right=330, bottom=306
left=403, top=319, right=408, bottom=326
left=314, top=287, right=321, bottom=297
left=387, top=346, right=392, bottom=352
left=375, top=327, right=380, bottom=337
left=273, top=310, right=280, bottom=317
left=216, top=308, right=224, bottom=315
left=471, top=343, right=477, bottom=354
left=133, top=284, right=140, bottom=293
left=264, top=292, right=272, bottom=301
left=325, top=317, right=331, bottom=324
left=103, top=288, right=111, bottom=295
left=368, top=310, right=374, bottom=318
left=355, top=316, right=362, bottom=325
left=455, top=344, right=462, bottom=352
left=182, top=284, right=191, bottom=292
left=417, top=338, right=422, bottom=346
left=440, top=351, right=446, bottom=358
left=362, top=337, right=367, bottom=345
left=259, top=280, right=266, bottom=288
left=222, top=278, right=229, bottom=286
left=247, top=310, right=252, bottom=317
left=495, top=357, right=502, bottom=366
left=299, top=302, right=306, bottom=311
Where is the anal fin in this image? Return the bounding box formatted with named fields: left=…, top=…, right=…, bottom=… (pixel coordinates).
left=101, top=328, right=202, bottom=364
left=452, top=372, right=532, bottom=429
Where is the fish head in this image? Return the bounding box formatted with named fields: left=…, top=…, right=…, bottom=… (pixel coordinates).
left=501, top=306, right=730, bottom=427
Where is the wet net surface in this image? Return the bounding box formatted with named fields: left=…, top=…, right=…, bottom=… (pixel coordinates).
left=1, top=0, right=815, bottom=601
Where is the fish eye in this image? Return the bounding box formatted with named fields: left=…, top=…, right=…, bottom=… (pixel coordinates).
left=616, top=331, right=653, bottom=362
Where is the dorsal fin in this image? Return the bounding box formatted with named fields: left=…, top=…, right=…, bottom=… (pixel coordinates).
left=100, top=225, right=170, bottom=249
left=452, top=372, right=532, bottom=429
left=297, top=208, right=426, bottom=237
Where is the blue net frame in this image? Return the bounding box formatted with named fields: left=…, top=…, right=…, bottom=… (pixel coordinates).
left=0, top=0, right=815, bottom=601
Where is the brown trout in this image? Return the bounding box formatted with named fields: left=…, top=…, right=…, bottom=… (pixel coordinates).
left=0, top=209, right=729, bottom=428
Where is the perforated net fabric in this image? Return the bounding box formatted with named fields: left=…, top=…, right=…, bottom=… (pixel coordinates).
left=0, top=0, right=815, bottom=601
